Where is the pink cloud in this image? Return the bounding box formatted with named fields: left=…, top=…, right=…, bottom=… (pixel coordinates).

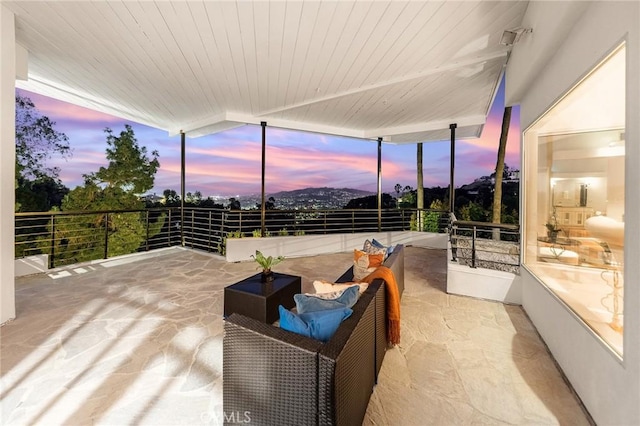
left=19, top=89, right=123, bottom=125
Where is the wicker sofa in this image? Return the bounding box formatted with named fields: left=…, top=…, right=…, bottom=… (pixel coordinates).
left=223, top=244, right=405, bottom=426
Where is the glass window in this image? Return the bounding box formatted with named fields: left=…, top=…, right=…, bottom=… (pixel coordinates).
left=523, top=44, right=625, bottom=356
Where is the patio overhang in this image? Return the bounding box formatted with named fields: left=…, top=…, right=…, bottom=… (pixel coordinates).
left=4, top=0, right=529, bottom=143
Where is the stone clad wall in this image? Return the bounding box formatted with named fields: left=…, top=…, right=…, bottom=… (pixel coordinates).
left=454, top=237, right=520, bottom=274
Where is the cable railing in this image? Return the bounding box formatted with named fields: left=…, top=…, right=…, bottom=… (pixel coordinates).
left=15, top=207, right=450, bottom=269
left=450, top=219, right=521, bottom=273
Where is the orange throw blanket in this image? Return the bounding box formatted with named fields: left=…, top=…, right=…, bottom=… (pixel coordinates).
left=360, top=266, right=400, bottom=345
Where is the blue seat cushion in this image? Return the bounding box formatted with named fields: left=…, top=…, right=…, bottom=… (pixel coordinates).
left=279, top=305, right=353, bottom=342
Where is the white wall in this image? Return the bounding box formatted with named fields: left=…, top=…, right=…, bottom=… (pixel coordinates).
left=447, top=260, right=521, bottom=305
left=508, top=2, right=639, bottom=424
left=226, top=231, right=447, bottom=263
left=0, top=5, right=16, bottom=324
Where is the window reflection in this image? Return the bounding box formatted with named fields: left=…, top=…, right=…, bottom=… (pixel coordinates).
left=524, top=45, right=625, bottom=356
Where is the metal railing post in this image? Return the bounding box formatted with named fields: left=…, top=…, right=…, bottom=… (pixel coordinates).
left=191, top=209, right=195, bottom=248
left=471, top=225, right=477, bottom=268
left=103, top=213, right=109, bottom=259
left=450, top=224, right=457, bottom=262
left=49, top=214, right=56, bottom=269
left=208, top=210, right=212, bottom=252
left=167, top=209, right=172, bottom=247
left=145, top=210, right=150, bottom=251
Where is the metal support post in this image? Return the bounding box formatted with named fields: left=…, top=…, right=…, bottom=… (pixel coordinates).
left=261, top=121, right=267, bottom=237
left=449, top=123, right=457, bottom=213
left=180, top=131, right=186, bottom=246
left=377, top=137, right=382, bottom=232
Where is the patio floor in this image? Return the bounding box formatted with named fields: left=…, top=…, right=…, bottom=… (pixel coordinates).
left=2, top=246, right=590, bottom=425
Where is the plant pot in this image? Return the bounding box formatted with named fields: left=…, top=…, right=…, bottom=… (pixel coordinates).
left=547, top=230, right=559, bottom=242
left=261, top=270, right=275, bottom=283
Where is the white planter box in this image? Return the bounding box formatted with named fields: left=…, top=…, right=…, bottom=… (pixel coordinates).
left=225, top=231, right=447, bottom=262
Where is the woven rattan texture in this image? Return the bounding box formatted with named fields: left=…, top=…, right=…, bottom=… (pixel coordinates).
left=374, top=283, right=387, bottom=381
left=318, top=287, right=377, bottom=426
left=223, top=315, right=321, bottom=425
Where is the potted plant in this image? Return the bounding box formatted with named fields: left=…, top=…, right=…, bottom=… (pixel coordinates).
left=251, top=250, right=285, bottom=283
left=545, top=219, right=561, bottom=242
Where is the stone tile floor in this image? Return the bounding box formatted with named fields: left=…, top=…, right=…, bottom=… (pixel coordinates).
left=1, top=246, right=591, bottom=425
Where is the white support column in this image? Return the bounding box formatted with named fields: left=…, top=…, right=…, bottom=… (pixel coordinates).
left=0, top=5, right=16, bottom=324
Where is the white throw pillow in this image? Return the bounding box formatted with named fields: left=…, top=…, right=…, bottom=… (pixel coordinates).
left=313, top=280, right=369, bottom=295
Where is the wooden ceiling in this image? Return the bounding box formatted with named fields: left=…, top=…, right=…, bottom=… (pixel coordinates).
left=6, top=1, right=528, bottom=143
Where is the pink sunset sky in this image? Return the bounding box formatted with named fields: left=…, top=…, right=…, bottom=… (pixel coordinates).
left=18, top=79, right=520, bottom=197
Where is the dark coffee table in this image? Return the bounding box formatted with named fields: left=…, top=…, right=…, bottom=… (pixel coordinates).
left=224, top=272, right=301, bottom=323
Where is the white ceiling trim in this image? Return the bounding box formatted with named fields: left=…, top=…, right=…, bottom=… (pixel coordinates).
left=17, top=75, right=165, bottom=132
left=363, top=114, right=486, bottom=140
left=178, top=111, right=485, bottom=144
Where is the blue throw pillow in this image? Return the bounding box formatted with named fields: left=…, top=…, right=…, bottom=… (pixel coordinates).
left=279, top=305, right=353, bottom=342
left=294, top=285, right=359, bottom=314
left=372, top=238, right=394, bottom=257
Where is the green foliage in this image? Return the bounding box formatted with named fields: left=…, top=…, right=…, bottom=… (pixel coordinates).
left=423, top=200, right=446, bottom=232
left=409, top=213, right=418, bottom=231
left=162, top=189, right=181, bottom=206
left=459, top=202, right=488, bottom=222
left=251, top=250, right=285, bottom=272
left=227, top=230, right=243, bottom=239
left=85, top=125, right=159, bottom=194
left=277, top=228, right=289, bottom=236
left=294, top=230, right=305, bottom=236
left=409, top=200, right=446, bottom=232
left=15, top=176, right=69, bottom=212
left=252, top=229, right=262, bottom=238
left=344, top=193, right=396, bottom=209
left=45, top=126, right=162, bottom=264
left=15, top=94, right=71, bottom=182
left=15, top=94, right=72, bottom=212
left=228, top=198, right=241, bottom=210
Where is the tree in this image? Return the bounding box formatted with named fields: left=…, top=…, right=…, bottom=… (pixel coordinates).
left=344, top=193, right=396, bottom=209
left=394, top=183, right=401, bottom=195
left=228, top=197, right=241, bottom=210
left=47, top=126, right=163, bottom=265
left=15, top=94, right=72, bottom=211
left=85, top=125, right=159, bottom=195
left=16, top=176, right=69, bottom=212
left=492, top=106, right=512, bottom=226
left=416, top=143, right=424, bottom=230
left=162, top=189, right=181, bottom=206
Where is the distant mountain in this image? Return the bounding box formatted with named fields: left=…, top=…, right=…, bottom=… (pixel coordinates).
left=267, top=187, right=375, bottom=209
left=269, top=187, right=373, bottom=198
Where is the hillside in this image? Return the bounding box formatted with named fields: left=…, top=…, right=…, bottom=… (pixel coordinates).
left=268, top=187, right=375, bottom=209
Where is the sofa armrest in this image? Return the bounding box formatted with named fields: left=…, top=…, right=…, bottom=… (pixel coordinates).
left=318, top=282, right=378, bottom=426
left=385, top=244, right=405, bottom=297
left=223, top=314, right=322, bottom=425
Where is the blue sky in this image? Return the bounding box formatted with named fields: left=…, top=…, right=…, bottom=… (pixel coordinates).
left=18, top=79, right=520, bottom=196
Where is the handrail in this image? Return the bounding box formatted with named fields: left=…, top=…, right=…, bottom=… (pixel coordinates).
left=15, top=207, right=175, bottom=217
left=452, top=220, right=519, bottom=230
left=15, top=207, right=450, bottom=268
left=449, top=220, right=520, bottom=272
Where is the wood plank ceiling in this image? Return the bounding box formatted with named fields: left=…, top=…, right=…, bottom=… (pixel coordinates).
left=5, top=0, right=528, bottom=143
